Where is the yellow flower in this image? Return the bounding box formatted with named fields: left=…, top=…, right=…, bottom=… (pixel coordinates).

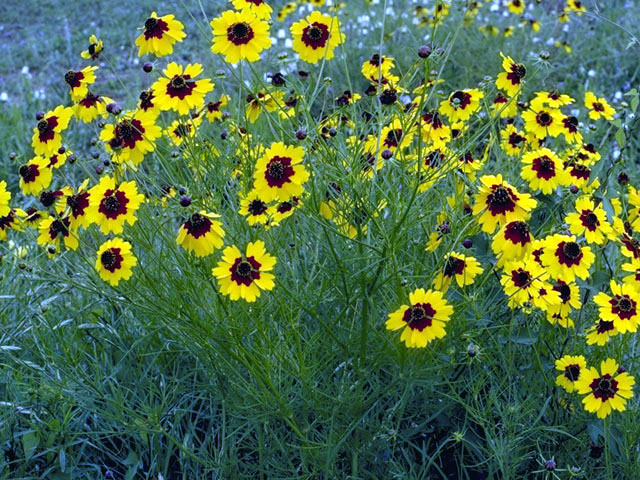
left=135, top=12, right=186, bottom=57
left=439, top=89, right=484, bottom=123
left=521, top=147, right=567, bottom=194
left=385, top=288, right=453, bottom=348
left=212, top=241, right=276, bottom=302
left=152, top=63, right=214, bottom=116
left=81, top=34, right=103, bottom=60
left=74, top=92, right=114, bottom=123
left=100, top=109, right=162, bottom=167
left=530, top=90, right=574, bottom=110
left=491, top=220, right=534, bottom=266
left=621, top=257, right=640, bottom=290
left=420, top=111, right=451, bottom=148
left=253, top=142, right=308, bottom=202
left=245, top=89, right=284, bottom=123
left=232, top=0, right=273, bottom=19
left=18, top=156, right=52, bottom=196
left=506, top=0, right=525, bottom=14
left=576, top=359, right=634, bottom=419
left=586, top=318, right=618, bottom=346
left=540, top=234, right=594, bottom=282
left=585, top=91, right=616, bottom=120
left=0, top=209, right=26, bottom=241
left=65, top=179, right=93, bottom=230
left=211, top=10, right=272, bottom=64
left=500, top=124, right=528, bottom=156
left=433, top=252, right=483, bottom=292
left=522, top=105, right=564, bottom=139
left=291, top=11, right=345, bottom=64
left=0, top=181, right=10, bottom=217
left=495, top=53, right=526, bottom=97
left=95, top=237, right=137, bottom=286
left=565, top=196, right=612, bottom=245
left=555, top=355, right=587, bottom=393
left=165, top=116, right=202, bottom=146
left=472, top=174, right=537, bottom=233
left=594, top=281, right=640, bottom=334
left=64, top=66, right=98, bottom=101
left=176, top=211, right=225, bottom=257
left=87, top=176, right=145, bottom=235
left=37, top=215, right=78, bottom=251
left=501, top=258, right=560, bottom=311
left=204, top=95, right=229, bottom=122
left=32, top=105, right=73, bottom=156
left=239, top=190, right=272, bottom=227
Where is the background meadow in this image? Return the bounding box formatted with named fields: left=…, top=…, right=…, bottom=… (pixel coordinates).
left=1, top=0, right=640, bottom=478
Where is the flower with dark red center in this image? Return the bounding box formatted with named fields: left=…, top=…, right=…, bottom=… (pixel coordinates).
left=576, top=358, right=634, bottom=418
left=95, top=237, right=137, bottom=286
left=290, top=11, right=344, bottom=64
left=88, top=176, right=144, bottom=234
left=386, top=288, right=453, bottom=348
left=253, top=142, right=309, bottom=201
left=211, top=10, right=272, bottom=63
left=213, top=241, right=276, bottom=302
left=176, top=210, right=225, bottom=257
left=542, top=234, right=594, bottom=282
left=152, top=62, right=213, bottom=116
left=136, top=12, right=185, bottom=57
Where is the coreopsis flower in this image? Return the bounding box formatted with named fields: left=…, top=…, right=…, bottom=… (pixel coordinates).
left=165, top=117, right=201, bottom=146
left=426, top=214, right=451, bottom=252
left=473, top=174, right=537, bottom=233
left=457, top=151, right=484, bottom=180
left=176, top=211, right=225, bottom=257
left=81, top=34, right=103, bottom=60
left=74, top=92, right=114, bottom=123
left=433, top=252, right=483, bottom=292
left=492, top=93, right=518, bottom=118
left=138, top=89, right=159, bottom=114
left=32, top=105, right=73, bottom=156
left=152, top=63, right=214, bottom=116
left=439, top=89, right=484, bottom=123
left=64, top=66, right=98, bottom=101
left=565, top=197, right=613, bottom=244
left=46, top=148, right=74, bottom=170
left=501, top=258, right=560, bottom=311
left=385, top=288, right=453, bottom=348
left=239, top=190, right=271, bottom=226
left=416, top=148, right=455, bottom=192
left=18, top=157, right=52, bottom=195
left=204, top=95, right=229, bottom=122
left=253, top=142, right=308, bottom=202
left=560, top=115, right=582, bottom=144
left=576, top=359, right=634, bottom=419
left=212, top=241, right=276, bottom=302
left=277, top=2, right=297, bottom=21
left=135, top=12, right=186, bottom=57
left=232, top=0, right=272, bottom=19
left=37, top=215, right=78, bottom=251
left=521, top=148, right=567, bottom=194
left=291, top=11, right=345, bottom=64
left=585, top=91, right=616, bottom=120
left=555, top=355, right=587, bottom=393
left=492, top=220, right=534, bottom=266
left=522, top=105, right=564, bottom=139
left=65, top=179, right=93, bottom=229
left=210, top=10, right=272, bottom=63
left=95, top=237, right=137, bottom=286
left=622, top=257, right=640, bottom=290
left=586, top=318, right=618, bottom=346
left=594, top=281, right=640, bottom=334
left=0, top=181, right=10, bottom=217
left=530, top=90, right=574, bottom=110
left=100, top=109, right=162, bottom=167
left=39, top=187, right=72, bottom=212
left=420, top=111, right=451, bottom=147
left=565, top=0, right=587, bottom=13
left=506, top=0, right=525, bottom=14
left=541, top=234, right=594, bottom=282
left=269, top=197, right=301, bottom=225
left=0, top=209, right=26, bottom=241
left=87, top=176, right=145, bottom=234
left=500, top=124, right=527, bottom=156
left=361, top=54, right=395, bottom=84
left=547, top=279, right=581, bottom=321
left=245, top=89, right=284, bottom=123
left=495, top=53, right=526, bottom=97
left=378, top=119, right=415, bottom=153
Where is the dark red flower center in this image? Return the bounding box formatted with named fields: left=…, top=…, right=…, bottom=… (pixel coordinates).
left=593, top=102, right=605, bottom=112
left=167, top=75, right=196, bottom=100
left=19, top=164, right=39, bottom=183
left=536, top=111, right=552, bottom=126
left=98, top=190, right=129, bottom=219
left=144, top=17, right=169, bottom=40
left=503, top=221, right=530, bottom=245
left=553, top=281, right=571, bottom=304
left=590, top=374, right=618, bottom=400
left=487, top=185, right=518, bottom=215
left=443, top=256, right=465, bottom=277
left=450, top=91, right=471, bottom=109
left=265, top=156, right=295, bottom=188
left=532, top=155, right=555, bottom=180
left=114, top=119, right=145, bottom=149
left=564, top=364, right=581, bottom=381
left=49, top=218, right=70, bottom=239
left=37, top=116, right=58, bottom=142
left=185, top=213, right=212, bottom=238
left=384, top=129, right=403, bottom=148
left=248, top=199, right=268, bottom=216
left=64, top=70, right=84, bottom=88
left=230, top=256, right=261, bottom=286
left=555, top=241, right=582, bottom=266
left=596, top=319, right=615, bottom=334
left=227, top=22, right=254, bottom=45
left=302, top=22, right=330, bottom=49
left=511, top=268, right=532, bottom=288
left=580, top=210, right=599, bottom=231
left=67, top=192, right=90, bottom=218
left=101, top=248, right=123, bottom=272
left=403, top=302, right=436, bottom=331
left=507, top=63, right=526, bottom=84
left=610, top=294, right=636, bottom=319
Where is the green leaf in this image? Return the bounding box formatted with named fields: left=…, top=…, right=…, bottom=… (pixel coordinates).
left=21, top=430, right=39, bottom=460
left=615, top=127, right=626, bottom=148
left=59, top=448, right=66, bottom=472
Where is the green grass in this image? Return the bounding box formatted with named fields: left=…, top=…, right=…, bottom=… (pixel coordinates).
left=1, top=0, right=640, bottom=478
